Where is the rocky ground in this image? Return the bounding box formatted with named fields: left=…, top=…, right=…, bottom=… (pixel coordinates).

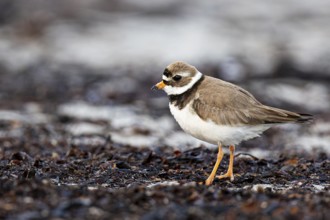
left=0, top=64, right=329, bottom=219
left=0, top=0, right=329, bottom=219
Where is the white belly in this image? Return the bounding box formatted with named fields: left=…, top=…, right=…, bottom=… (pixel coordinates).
left=169, top=102, right=271, bottom=146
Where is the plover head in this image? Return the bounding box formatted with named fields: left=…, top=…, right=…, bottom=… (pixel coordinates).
left=153, top=61, right=203, bottom=95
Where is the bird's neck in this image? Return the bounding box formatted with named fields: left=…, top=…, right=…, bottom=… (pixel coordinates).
left=169, top=75, right=205, bottom=110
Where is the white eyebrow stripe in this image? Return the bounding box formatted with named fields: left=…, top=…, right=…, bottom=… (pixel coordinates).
left=162, top=75, right=170, bottom=81
left=178, top=72, right=190, bottom=77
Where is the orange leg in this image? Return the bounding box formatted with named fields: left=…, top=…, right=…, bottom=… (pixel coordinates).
left=216, top=145, right=235, bottom=181
left=205, top=142, right=224, bottom=186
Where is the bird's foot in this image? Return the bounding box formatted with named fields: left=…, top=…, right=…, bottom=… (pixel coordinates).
left=205, top=176, right=215, bottom=186
left=216, top=172, right=234, bottom=182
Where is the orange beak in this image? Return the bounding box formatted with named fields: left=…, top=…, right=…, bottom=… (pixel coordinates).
left=151, top=81, right=166, bottom=90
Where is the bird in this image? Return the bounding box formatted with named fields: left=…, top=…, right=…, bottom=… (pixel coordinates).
left=152, top=61, right=312, bottom=186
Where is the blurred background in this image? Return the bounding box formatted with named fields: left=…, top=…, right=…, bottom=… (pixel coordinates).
left=0, top=0, right=329, bottom=154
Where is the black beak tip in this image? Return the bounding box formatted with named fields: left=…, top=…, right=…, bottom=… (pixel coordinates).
left=151, top=85, right=157, bottom=91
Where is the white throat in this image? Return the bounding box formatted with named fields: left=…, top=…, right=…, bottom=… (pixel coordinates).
left=163, top=71, right=203, bottom=95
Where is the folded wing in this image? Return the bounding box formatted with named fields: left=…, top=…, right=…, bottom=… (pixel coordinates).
left=192, top=77, right=312, bottom=126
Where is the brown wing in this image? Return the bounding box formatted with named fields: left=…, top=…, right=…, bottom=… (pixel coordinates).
left=192, top=76, right=311, bottom=126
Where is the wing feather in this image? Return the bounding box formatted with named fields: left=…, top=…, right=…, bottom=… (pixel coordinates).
left=192, top=76, right=312, bottom=126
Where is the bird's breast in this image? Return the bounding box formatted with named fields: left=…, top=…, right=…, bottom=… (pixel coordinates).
left=169, top=102, right=271, bottom=146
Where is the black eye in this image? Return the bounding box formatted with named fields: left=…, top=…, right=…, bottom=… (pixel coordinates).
left=172, top=75, right=182, bottom=81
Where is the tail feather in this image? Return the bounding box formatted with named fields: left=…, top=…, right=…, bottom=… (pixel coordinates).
left=261, top=106, right=313, bottom=124
left=295, top=113, right=313, bottom=123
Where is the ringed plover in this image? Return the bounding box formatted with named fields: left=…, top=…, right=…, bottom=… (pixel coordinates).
left=152, top=61, right=312, bottom=185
